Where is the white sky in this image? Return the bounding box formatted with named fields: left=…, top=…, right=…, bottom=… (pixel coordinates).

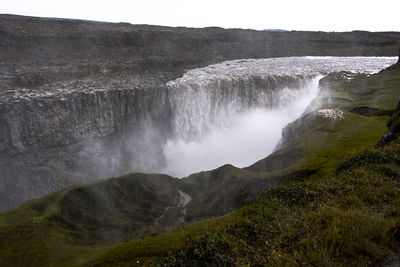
left=0, top=0, right=399, bottom=32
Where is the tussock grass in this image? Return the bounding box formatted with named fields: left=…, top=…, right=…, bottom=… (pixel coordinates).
left=165, top=142, right=400, bottom=266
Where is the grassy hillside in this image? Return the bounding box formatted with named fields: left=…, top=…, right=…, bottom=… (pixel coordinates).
left=165, top=140, right=400, bottom=266
left=0, top=62, right=399, bottom=266
left=0, top=173, right=183, bottom=266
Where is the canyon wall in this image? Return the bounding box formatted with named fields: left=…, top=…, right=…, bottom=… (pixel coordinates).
left=1, top=14, right=400, bottom=211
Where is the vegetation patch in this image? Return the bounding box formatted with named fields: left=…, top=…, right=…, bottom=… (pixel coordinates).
left=164, top=141, right=400, bottom=266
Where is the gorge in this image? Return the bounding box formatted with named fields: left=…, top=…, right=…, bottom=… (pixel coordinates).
left=1, top=14, right=400, bottom=266
left=1, top=14, right=400, bottom=212
left=0, top=55, right=396, bottom=211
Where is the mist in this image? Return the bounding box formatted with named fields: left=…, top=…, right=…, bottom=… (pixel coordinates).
left=162, top=77, right=321, bottom=177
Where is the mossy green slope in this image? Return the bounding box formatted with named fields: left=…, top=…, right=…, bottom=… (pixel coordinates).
left=164, top=141, right=400, bottom=266
left=0, top=166, right=280, bottom=266
left=180, top=165, right=280, bottom=221
left=0, top=173, right=182, bottom=266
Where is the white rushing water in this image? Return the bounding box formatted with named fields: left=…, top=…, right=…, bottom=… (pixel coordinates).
left=177, top=189, right=191, bottom=223
left=161, top=57, right=397, bottom=177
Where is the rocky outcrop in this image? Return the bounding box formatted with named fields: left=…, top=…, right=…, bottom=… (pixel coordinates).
left=376, top=101, right=400, bottom=148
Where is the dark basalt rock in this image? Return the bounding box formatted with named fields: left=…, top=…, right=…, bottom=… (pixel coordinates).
left=350, top=106, right=379, bottom=116
left=376, top=101, right=400, bottom=148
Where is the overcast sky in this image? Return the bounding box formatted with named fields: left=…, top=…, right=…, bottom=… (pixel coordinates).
left=1, top=0, right=399, bottom=32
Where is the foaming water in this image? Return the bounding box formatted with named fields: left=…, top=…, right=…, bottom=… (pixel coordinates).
left=163, top=77, right=321, bottom=177
left=160, top=57, right=397, bottom=177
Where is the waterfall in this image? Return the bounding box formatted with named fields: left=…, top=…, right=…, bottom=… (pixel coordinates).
left=167, top=74, right=315, bottom=140
left=163, top=75, right=320, bottom=177
left=160, top=57, right=397, bottom=177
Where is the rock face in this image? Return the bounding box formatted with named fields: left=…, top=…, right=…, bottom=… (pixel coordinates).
left=376, top=100, right=400, bottom=148
left=0, top=76, right=172, bottom=210
left=0, top=76, right=166, bottom=154
left=1, top=14, right=400, bottom=211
